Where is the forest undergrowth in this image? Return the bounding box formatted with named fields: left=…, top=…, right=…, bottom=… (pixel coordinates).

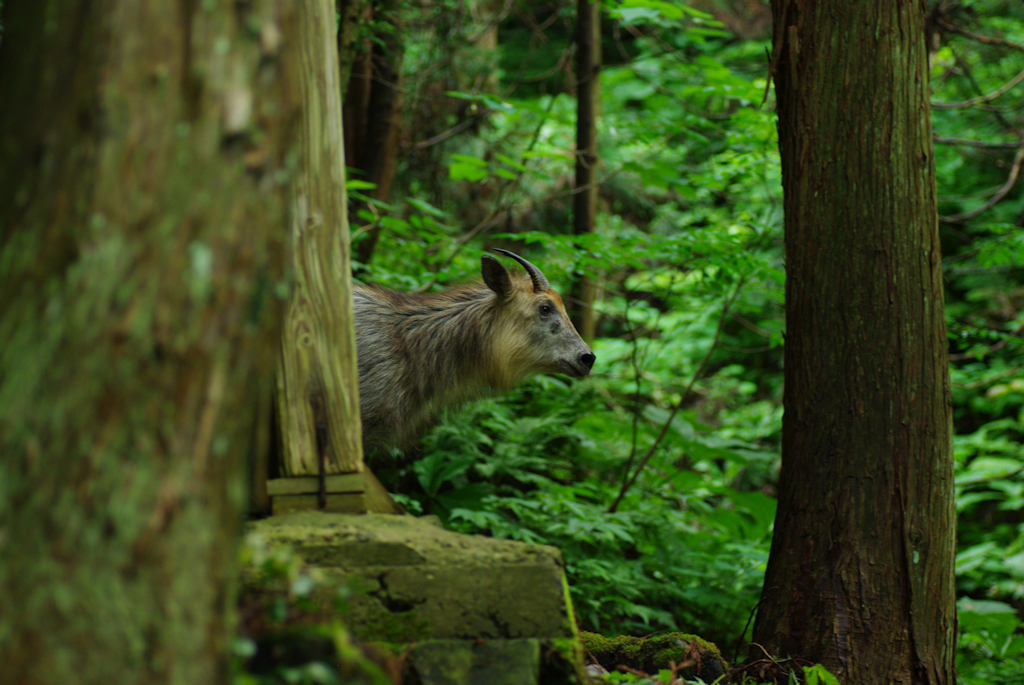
left=347, top=2, right=1024, bottom=681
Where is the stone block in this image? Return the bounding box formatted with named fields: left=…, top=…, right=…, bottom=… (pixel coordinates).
left=404, top=639, right=541, bottom=685
left=246, top=511, right=574, bottom=642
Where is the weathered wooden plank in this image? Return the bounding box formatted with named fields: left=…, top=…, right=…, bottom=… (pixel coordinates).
left=363, top=469, right=405, bottom=514
left=267, top=474, right=365, bottom=496
left=271, top=493, right=367, bottom=515
left=275, top=0, right=363, bottom=478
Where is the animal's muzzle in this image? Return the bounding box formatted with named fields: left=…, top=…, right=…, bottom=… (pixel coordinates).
left=559, top=350, right=596, bottom=378
left=579, top=351, right=596, bottom=373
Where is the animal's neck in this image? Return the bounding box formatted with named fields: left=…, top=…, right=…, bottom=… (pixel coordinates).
left=401, top=291, right=507, bottom=405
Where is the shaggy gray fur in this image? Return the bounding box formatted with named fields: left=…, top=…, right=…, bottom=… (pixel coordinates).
left=353, top=251, right=595, bottom=454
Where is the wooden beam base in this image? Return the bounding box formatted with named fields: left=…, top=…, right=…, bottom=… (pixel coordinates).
left=267, top=470, right=403, bottom=515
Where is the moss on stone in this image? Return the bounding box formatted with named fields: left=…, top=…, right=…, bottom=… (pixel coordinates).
left=349, top=603, right=432, bottom=644
left=244, top=512, right=573, bottom=642
left=581, top=631, right=728, bottom=682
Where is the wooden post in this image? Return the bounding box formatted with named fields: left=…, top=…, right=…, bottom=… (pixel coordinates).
left=271, top=0, right=400, bottom=514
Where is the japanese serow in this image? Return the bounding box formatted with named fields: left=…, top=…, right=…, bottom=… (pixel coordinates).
left=353, top=249, right=595, bottom=454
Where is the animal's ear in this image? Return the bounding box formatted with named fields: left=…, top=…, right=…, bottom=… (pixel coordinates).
left=481, top=254, right=513, bottom=301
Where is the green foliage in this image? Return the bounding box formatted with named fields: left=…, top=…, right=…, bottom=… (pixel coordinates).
left=235, top=536, right=394, bottom=685
left=938, top=12, right=1024, bottom=662
left=800, top=664, right=840, bottom=685
left=957, top=598, right=1024, bottom=684
left=357, top=0, right=1024, bottom=678
left=369, top=12, right=783, bottom=645
left=386, top=329, right=776, bottom=648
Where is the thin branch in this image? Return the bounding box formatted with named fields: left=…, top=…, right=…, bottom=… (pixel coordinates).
left=412, top=90, right=564, bottom=291
left=609, top=24, right=734, bottom=120
left=949, top=322, right=1024, bottom=362
left=940, top=145, right=1024, bottom=222
left=409, top=113, right=486, bottom=150
left=614, top=275, right=675, bottom=503
left=934, top=137, right=1024, bottom=149
left=731, top=599, right=765, bottom=664
left=624, top=289, right=645, bottom=488
left=944, top=44, right=1016, bottom=131
left=731, top=311, right=773, bottom=338
left=936, top=17, right=1024, bottom=53
left=503, top=8, right=572, bottom=95
left=932, top=66, right=1024, bottom=108
left=951, top=365, right=1022, bottom=390
left=608, top=279, right=745, bottom=514
left=946, top=264, right=1023, bottom=276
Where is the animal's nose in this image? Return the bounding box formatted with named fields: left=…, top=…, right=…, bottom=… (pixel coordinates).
left=580, top=351, right=596, bottom=370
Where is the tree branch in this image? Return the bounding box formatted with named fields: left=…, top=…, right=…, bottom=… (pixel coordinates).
left=936, top=17, right=1024, bottom=53
left=608, top=278, right=745, bottom=514
left=931, top=66, right=1024, bottom=108
left=940, top=145, right=1024, bottom=223
left=934, top=137, right=1024, bottom=148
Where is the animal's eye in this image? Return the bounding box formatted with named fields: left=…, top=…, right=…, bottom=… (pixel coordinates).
left=539, top=303, right=553, bottom=315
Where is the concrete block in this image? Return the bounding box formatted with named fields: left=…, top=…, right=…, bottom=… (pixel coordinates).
left=404, top=639, right=541, bottom=685
left=247, top=511, right=574, bottom=642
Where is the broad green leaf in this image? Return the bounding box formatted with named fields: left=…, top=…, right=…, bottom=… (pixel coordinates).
left=449, top=154, right=488, bottom=181
left=956, top=457, right=1023, bottom=485
left=958, top=598, right=1021, bottom=638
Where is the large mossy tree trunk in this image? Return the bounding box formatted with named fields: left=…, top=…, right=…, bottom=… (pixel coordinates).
left=751, top=1, right=957, bottom=682
left=0, top=1, right=299, bottom=682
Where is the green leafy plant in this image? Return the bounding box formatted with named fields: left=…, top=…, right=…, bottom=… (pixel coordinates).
left=359, top=0, right=1024, bottom=677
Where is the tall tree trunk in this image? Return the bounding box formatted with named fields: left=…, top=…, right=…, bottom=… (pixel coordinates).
left=572, top=0, right=600, bottom=340
left=346, top=0, right=404, bottom=266
left=337, top=0, right=368, bottom=92
left=0, top=1, right=298, bottom=683
left=752, top=1, right=957, bottom=682
left=276, top=0, right=364, bottom=480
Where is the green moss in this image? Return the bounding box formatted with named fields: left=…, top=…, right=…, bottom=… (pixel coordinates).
left=581, top=631, right=727, bottom=682
left=350, top=605, right=432, bottom=644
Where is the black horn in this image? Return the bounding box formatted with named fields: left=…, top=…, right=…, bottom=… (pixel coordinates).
left=491, top=248, right=550, bottom=292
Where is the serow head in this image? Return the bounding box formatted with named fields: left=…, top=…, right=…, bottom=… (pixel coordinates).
left=482, top=248, right=596, bottom=380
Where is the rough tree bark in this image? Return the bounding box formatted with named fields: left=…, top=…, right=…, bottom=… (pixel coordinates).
left=0, top=1, right=299, bottom=683
left=345, top=0, right=404, bottom=266
left=337, top=0, right=368, bottom=89
left=572, top=0, right=600, bottom=340
left=751, top=1, right=957, bottom=682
